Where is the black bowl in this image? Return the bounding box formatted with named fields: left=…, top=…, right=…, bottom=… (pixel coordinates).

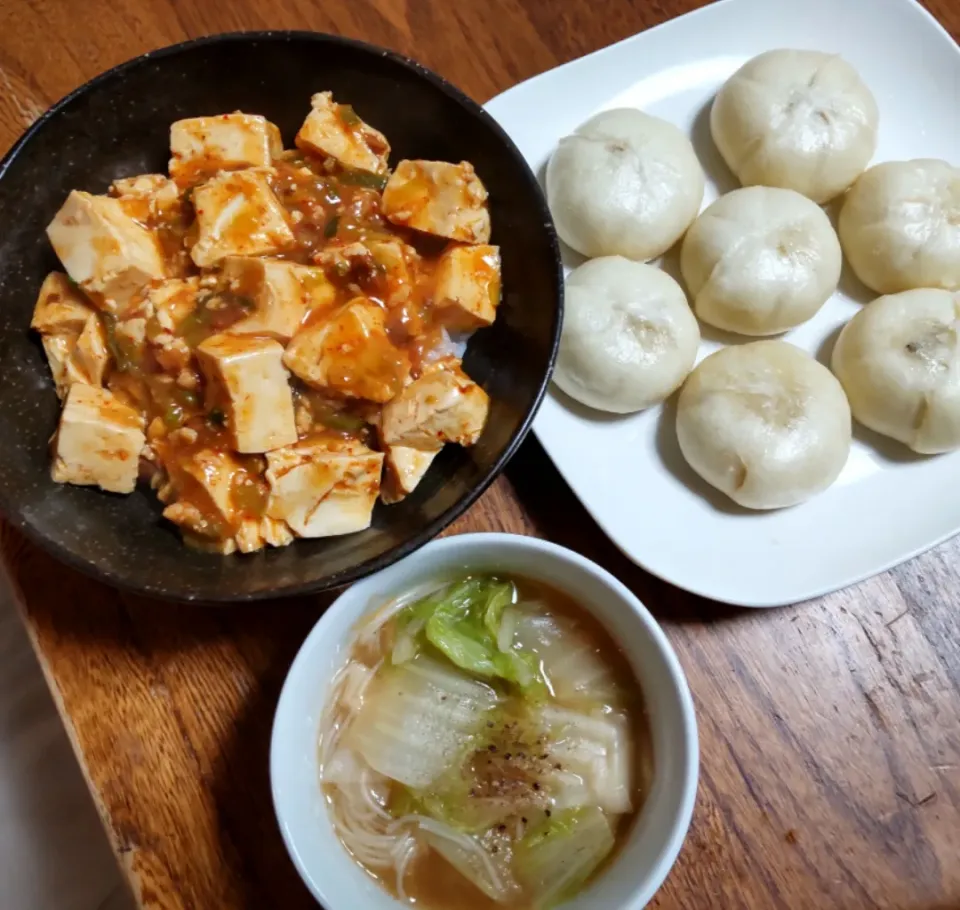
left=0, top=32, right=562, bottom=602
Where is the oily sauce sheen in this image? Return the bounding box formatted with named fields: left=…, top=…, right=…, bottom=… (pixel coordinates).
left=36, top=98, right=497, bottom=551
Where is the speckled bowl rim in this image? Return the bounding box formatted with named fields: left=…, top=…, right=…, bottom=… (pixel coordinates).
left=0, top=30, right=563, bottom=603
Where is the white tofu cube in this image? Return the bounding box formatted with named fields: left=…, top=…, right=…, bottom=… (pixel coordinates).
left=46, top=191, right=166, bottom=310
left=265, top=436, right=383, bottom=537
left=381, top=364, right=489, bottom=449
left=109, top=175, right=189, bottom=276
left=196, top=334, right=298, bottom=453
left=31, top=272, right=95, bottom=335
left=295, top=92, right=390, bottom=173
left=222, top=257, right=304, bottom=340
left=69, top=316, right=111, bottom=387
left=111, top=174, right=174, bottom=197
left=221, top=257, right=335, bottom=342
left=234, top=516, right=294, bottom=554
left=169, top=113, right=282, bottom=184
left=33, top=274, right=111, bottom=397
left=190, top=169, right=294, bottom=267
left=110, top=174, right=180, bottom=210
left=147, top=277, right=201, bottom=332
left=161, top=449, right=241, bottom=540
left=367, top=239, right=422, bottom=307
left=179, top=514, right=293, bottom=554
left=381, top=444, right=439, bottom=504
left=52, top=384, right=145, bottom=493
left=382, top=160, right=490, bottom=243
left=283, top=297, right=410, bottom=402
left=433, top=244, right=501, bottom=329
left=110, top=174, right=181, bottom=221
left=296, top=264, right=339, bottom=312
left=178, top=529, right=238, bottom=554
left=40, top=335, right=75, bottom=399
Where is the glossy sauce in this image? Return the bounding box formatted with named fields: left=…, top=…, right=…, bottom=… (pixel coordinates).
left=101, top=148, right=474, bottom=546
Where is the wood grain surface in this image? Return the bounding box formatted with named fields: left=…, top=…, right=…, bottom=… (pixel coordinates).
left=2, top=1, right=960, bottom=908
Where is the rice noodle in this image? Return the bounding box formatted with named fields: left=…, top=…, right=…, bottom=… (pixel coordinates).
left=330, top=802, right=402, bottom=868
left=328, top=773, right=512, bottom=903
left=340, top=661, right=376, bottom=712
left=359, top=767, right=392, bottom=821
left=326, top=760, right=410, bottom=870
left=319, top=661, right=353, bottom=767
left=391, top=814, right=509, bottom=898
left=319, top=655, right=384, bottom=770
left=394, top=838, right=420, bottom=903
left=354, top=578, right=449, bottom=653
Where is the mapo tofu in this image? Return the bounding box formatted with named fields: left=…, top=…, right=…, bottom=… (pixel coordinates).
left=35, top=94, right=498, bottom=554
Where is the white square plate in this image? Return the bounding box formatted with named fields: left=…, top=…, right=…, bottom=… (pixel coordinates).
left=485, top=0, right=960, bottom=607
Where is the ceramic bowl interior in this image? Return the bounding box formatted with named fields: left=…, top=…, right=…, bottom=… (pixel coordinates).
left=0, top=32, right=562, bottom=601
left=271, top=533, right=699, bottom=910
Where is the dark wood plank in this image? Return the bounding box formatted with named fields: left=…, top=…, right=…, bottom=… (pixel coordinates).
left=2, top=1, right=959, bottom=908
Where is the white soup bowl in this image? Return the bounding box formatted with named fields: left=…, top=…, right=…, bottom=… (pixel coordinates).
left=271, top=532, right=698, bottom=909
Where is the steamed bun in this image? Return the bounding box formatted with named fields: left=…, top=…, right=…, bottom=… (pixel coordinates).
left=838, top=159, right=960, bottom=295
left=676, top=341, right=851, bottom=509
left=680, top=186, right=842, bottom=335
left=546, top=109, right=705, bottom=261
left=831, top=288, right=960, bottom=453
left=711, top=50, right=879, bottom=204
left=553, top=257, right=700, bottom=413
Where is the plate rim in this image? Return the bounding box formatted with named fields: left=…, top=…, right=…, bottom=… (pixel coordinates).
left=485, top=0, right=960, bottom=608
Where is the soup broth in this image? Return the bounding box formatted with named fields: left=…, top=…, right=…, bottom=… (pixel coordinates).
left=319, top=575, right=653, bottom=910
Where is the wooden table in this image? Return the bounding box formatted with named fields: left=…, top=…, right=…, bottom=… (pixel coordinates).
left=3, top=0, right=960, bottom=907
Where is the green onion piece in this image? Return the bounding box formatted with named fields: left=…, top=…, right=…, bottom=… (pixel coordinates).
left=320, top=410, right=366, bottom=432
left=101, top=313, right=137, bottom=372
left=324, top=215, right=340, bottom=239
left=163, top=403, right=185, bottom=429
left=338, top=169, right=389, bottom=191
left=177, top=389, right=200, bottom=408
